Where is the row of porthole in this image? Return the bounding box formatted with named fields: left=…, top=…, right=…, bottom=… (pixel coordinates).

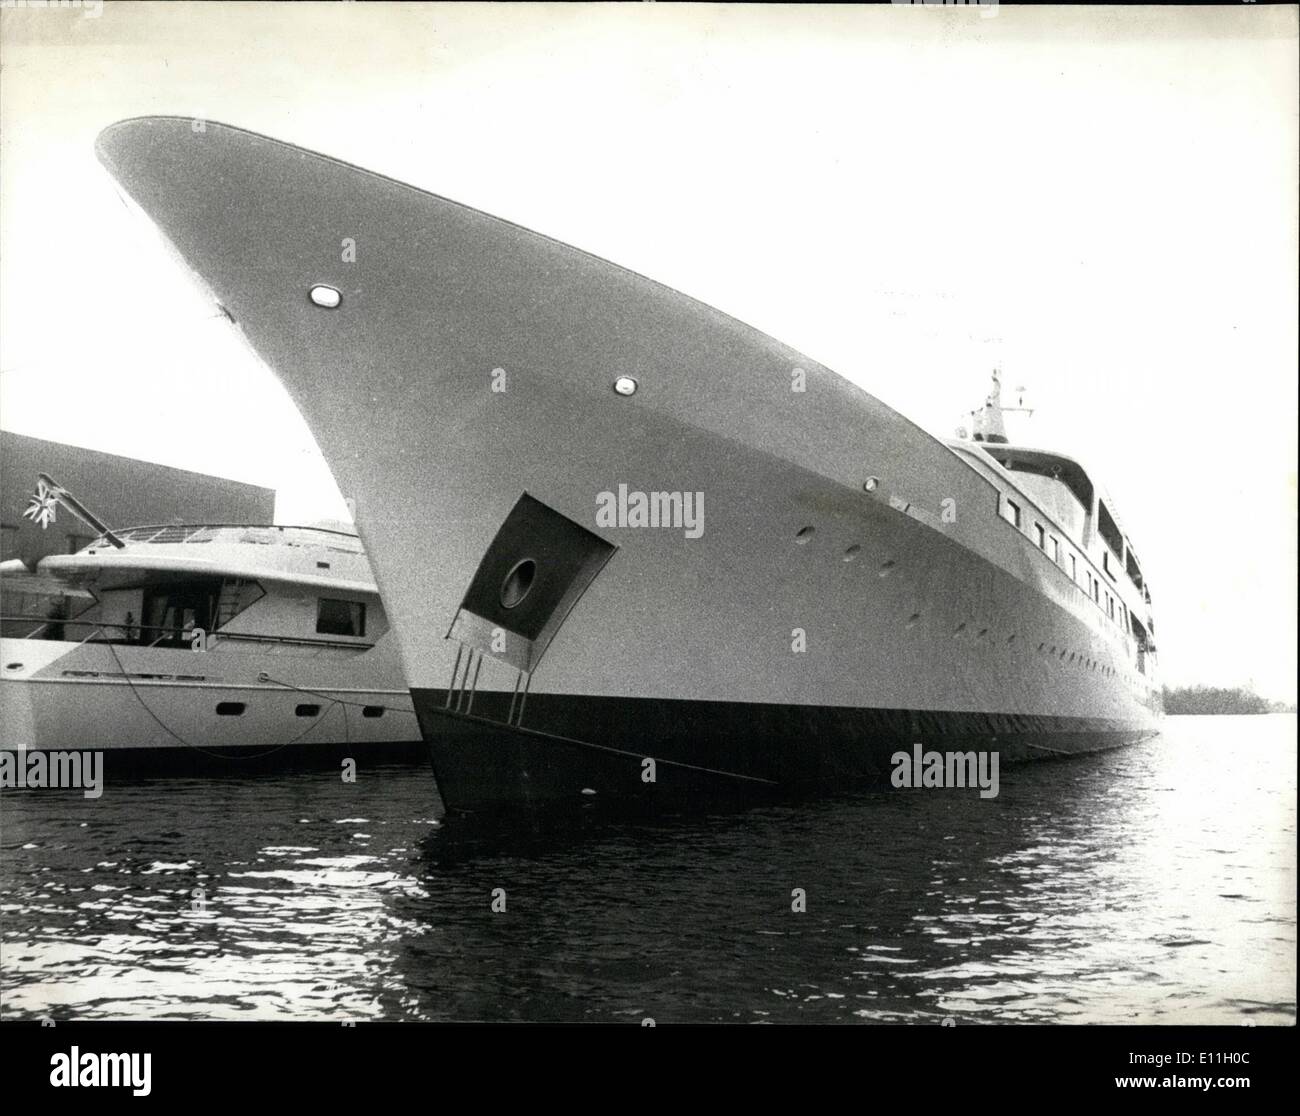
left=1035, top=642, right=1116, bottom=676
left=950, top=624, right=1119, bottom=677
left=795, top=525, right=897, bottom=576
left=215, top=702, right=386, bottom=718
left=796, top=526, right=1001, bottom=644
left=793, top=525, right=1127, bottom=680
left=911, top=612, right=1120, bottom=677
left=795, top=526, right=1015, bottom=651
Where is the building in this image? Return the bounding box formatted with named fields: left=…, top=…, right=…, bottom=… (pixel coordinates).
left=0, top=431, right=275, bottom=567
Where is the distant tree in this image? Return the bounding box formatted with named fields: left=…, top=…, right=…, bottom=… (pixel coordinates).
left=1162, top=685, right=1274, bottom=715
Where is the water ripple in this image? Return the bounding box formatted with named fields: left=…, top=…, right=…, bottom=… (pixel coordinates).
left=1, top=715, right=1294, bottom=1023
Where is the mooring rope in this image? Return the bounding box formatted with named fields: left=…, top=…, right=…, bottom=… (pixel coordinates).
left=1020, top=740, right=1074, bottom=757
left=255, top=673, right=414, bottom=718
left=431, top=705, right=780, bottom=787
left=105, top=641, right=342, bottom=759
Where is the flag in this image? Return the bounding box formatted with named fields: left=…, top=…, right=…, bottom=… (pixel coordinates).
left=22, top=480, right=58, bottom=529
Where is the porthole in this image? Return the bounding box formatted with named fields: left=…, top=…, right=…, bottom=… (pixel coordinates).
left=843, top=545, right=861, bottom=562
left=500, top=559, right=537, bottom=609
left=977, top=628, right=988, bottom=639
left=954, top=622, right=967, bottom=635
left=795, top=526, right=815, bottom=544
left=295, top=704, right=321, bottom=717
left=906, top=613, right=922, bottom=628
left=216, top=702, right=246, bottom=716
left=878, top=559, right=896, bottom=576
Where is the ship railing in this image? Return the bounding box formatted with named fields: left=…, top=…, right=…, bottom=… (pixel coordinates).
left=79, top=524, right=364, bottom=554
left=0, top=616, right=374, bottom=652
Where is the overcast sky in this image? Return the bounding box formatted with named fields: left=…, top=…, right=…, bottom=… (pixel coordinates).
left=1, top=2, right=1296, bottom=700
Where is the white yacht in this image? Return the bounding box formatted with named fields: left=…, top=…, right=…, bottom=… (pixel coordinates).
left=93, top=117, right=1161, bottom=809
left=1, top=485, right=420, bottom=763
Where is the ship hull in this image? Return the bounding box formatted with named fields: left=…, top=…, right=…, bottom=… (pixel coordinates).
left=94, top=117, right=1161, bottom=812
left=414, top=693, right=1149, bottom=815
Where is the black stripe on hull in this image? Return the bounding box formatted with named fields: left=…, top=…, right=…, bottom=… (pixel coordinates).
left=413, top=688, right=1158, bottom=815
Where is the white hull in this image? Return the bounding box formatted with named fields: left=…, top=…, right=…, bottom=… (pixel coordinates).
left=0, top=635, right=419, bottom=755
left=95, top=118, right=1161, bottom=807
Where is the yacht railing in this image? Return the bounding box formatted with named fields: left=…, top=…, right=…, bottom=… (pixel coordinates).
left=79, top=524, right=364, bottom=553
left=0, top=616, right=374, bottom=652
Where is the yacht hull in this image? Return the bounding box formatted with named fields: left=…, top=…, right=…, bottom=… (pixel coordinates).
left=0, top=636, right=421, bottom=767
left=94, top=117, right=1161, bottom=811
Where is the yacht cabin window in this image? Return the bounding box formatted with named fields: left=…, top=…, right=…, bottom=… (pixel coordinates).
left=317, top=598, right=366, bottom=638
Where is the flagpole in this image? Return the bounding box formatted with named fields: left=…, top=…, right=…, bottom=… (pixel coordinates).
left=35, top=473, right=127, bottom=549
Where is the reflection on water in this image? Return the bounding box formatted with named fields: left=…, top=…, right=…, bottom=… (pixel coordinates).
left=1, top=715, right=1294, bottom=1023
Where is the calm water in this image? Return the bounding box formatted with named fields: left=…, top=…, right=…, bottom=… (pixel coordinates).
left=1, top=715, right=1294, bottom=1024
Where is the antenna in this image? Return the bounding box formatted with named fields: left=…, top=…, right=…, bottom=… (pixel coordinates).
left=959, top=371, right=1035, bottom=441
left=1004, top=383, right=1035, bottom=417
